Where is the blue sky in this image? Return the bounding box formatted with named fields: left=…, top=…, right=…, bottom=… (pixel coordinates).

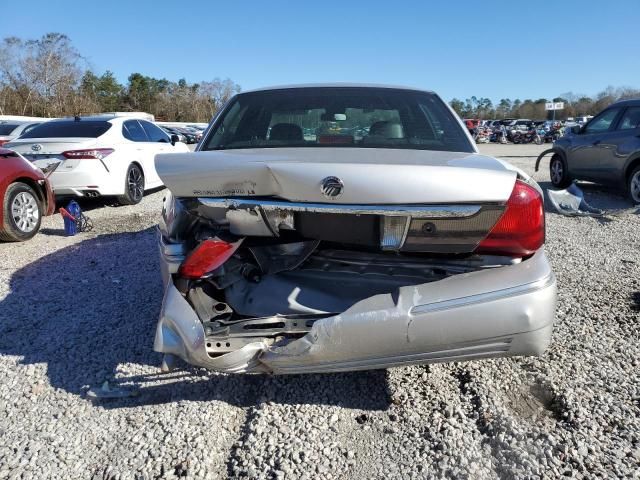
left=3, top=0, right=639, bottom=102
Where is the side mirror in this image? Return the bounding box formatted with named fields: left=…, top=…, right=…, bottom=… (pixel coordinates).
left=571, top=125, right=582, bottom=134
left=170, top=134, right=180, bottom=146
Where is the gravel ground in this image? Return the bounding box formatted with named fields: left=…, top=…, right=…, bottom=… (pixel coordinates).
left=0, top=144, right=638, bottom=479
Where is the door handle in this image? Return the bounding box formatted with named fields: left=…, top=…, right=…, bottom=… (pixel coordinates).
left=592, top=140, right=601, bottom=145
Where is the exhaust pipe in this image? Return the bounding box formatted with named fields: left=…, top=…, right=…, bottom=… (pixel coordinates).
left=82, top=190, right=101, bottom=198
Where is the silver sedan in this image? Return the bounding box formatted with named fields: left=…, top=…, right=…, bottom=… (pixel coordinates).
left=153, top=84, right=557, bottom=374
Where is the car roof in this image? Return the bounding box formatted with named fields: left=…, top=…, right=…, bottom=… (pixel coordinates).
left=609, top=98, right=640, bottom=108
left=49, top=115, right=150, bottom=123
left=242, top=83, right=435, bottom=94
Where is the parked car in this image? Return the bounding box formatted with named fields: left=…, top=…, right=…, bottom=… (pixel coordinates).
left=0, top=148, right=55, bottom=241
left=160, top=126, right=182, bottom=139
left=153, top=84, right=557, bottom=374
left=0, top=121, right=41, bottom=146
left=513, top=119, right=533, bottom=131
left=4, top=116, right=189, bottom=205
left=545, top=99, right=640, bottom=204
left=574, top=115, right=593, bottom=125
left=463, top=118, right=479, bottom=134
left=173, top=127, right=198, bottom=144
left=180, top=126, right=203, bottom=142
left=160, top=125, right=193, bottom=143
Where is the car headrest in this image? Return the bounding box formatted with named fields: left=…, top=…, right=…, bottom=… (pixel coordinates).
left=368, top=121, right=404, bottom=138
left=269, top=123, right=303, bottom=141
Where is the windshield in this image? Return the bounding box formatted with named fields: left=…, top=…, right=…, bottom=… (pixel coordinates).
left=201, top=87, right=473, bottom=153
left=20, top=120, right=112, bottom=139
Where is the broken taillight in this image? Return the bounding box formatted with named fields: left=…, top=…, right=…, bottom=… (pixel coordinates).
left=475, top=180, right=544, bottom=257
left=178, top=239, right=236, bottom=279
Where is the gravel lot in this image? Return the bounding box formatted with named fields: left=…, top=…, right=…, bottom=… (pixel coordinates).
left=0, top=143, right=638, bottom=479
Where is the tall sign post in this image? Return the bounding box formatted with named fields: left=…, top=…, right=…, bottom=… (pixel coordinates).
left=545, top=102, right=565, bottom=121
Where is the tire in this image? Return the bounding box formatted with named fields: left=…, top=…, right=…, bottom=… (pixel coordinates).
left=0, top=182, right=42, bottom=242
left=627, top=165, right=640, bottom=205
left=117, top=163, right=145, bottom=205
left=549, top=154, right=571, bottom=188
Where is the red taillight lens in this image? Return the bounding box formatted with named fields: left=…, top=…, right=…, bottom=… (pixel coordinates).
left=476, top=180, right=545, bottom=257
left=62, top=148, right=114, bottom=160
left=178, top=239, right=236, bottom=279
left=0, top=140, right=7, bottom=147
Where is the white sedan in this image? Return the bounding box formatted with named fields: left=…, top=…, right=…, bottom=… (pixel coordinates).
left=5, top=115, right=189, bottom=205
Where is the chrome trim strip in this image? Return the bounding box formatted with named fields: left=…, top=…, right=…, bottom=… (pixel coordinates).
left=198, top=198, right=481, bottom=218
left=410, top=273, right=555, bottom=315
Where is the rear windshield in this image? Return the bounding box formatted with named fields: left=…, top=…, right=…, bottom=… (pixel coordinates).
left=201, top=87, right=473, bottom=153
left=20, top=120, right=112, bottom=139
left=0, top=124, right=20, bottom=135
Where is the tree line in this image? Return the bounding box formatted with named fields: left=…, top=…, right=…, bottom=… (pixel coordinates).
left=450, top=86, right=640, bottom=120
left=0, top=33, right=240, bottom=122
left=2, top=33, right=639, bottom=123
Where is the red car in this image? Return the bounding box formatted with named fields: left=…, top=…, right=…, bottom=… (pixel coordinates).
left=0, top=148, right=55, bottom=241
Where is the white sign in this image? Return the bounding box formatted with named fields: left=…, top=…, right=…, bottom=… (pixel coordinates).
left=545, top=102, right=565, bottom=111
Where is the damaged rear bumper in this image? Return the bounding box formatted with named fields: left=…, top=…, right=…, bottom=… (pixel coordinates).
left=154, top=250, right=556, bottom=374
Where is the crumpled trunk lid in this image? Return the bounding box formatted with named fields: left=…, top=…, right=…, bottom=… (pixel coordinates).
left=156, top=147, right=517, bottom=204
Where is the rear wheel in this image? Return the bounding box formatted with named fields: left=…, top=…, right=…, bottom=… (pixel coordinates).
left=549, top=154, right=571, bottom=188
left=117, top=163, right=145, bottom=205
left=627, top=165, right=640, bottom=205
left=0, top=182, right=42, bottom=242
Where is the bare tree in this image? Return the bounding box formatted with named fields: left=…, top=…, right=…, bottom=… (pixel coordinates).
left=0, top=33, right=85, bottom=117
left=198, top=78, right=241, bottom=121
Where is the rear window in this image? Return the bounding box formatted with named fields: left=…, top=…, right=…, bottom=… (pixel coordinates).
left=0, top=124, right=20, bottom=135
left=202, top=87, right=473, bottom=153
left=20, top=120, right=112, bottom=139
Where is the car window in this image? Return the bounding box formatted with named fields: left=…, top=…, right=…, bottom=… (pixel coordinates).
left=0, top=123, right=21, bottom=135
left=584, top=108, right=620, bottom=133
left=617, top=107, right=640, bottom=130
left=122, top=120, right=149, bottom=142
left=20, top=120, right=112, bottom=138
left=202, top=87, right=473, bottom=153
left=140, top=121, right=170, bottom=142
left=21, top=123, right=40, bottom=135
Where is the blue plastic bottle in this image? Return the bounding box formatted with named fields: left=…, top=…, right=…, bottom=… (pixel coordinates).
left=63, top=200, right=81, bottom=236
